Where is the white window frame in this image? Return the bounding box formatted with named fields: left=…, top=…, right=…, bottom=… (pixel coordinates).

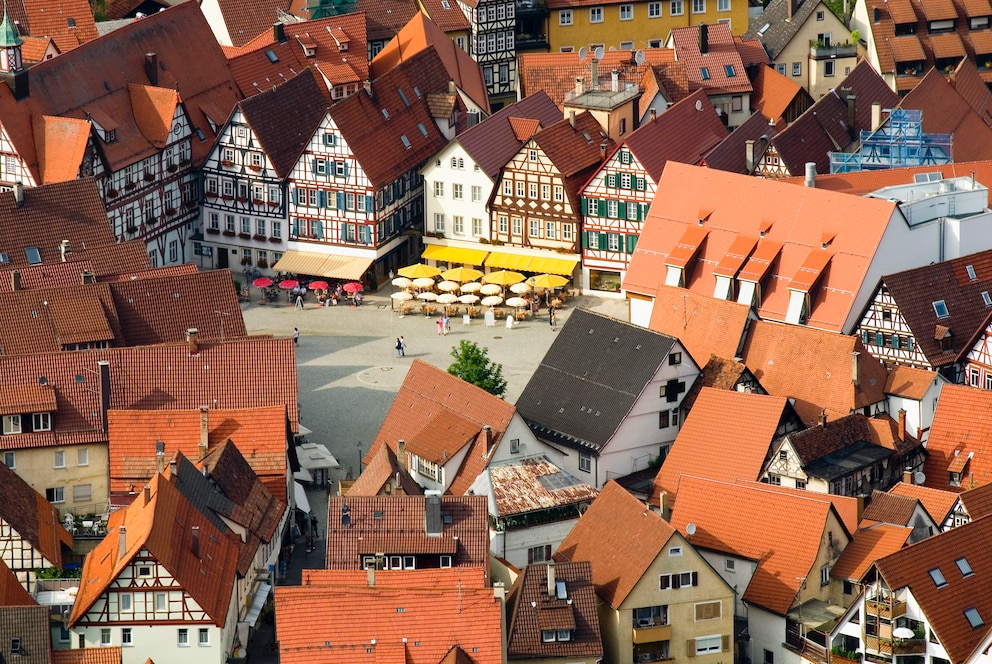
left=155, top=592, right=167, bottom=612
left=590, top=6, right=604, bottom=22
left=122, top=628, right=133, bottom=647
left=198, top=629, right=210, bottom=646
left=120, top=592, right=133, bottom=613
left=696, top=635, right=722, bottom=654
left=2, top=451, right=13, bottom=468
left=649, top=1, right=662, bottom=15
left=620, top=3, right=633, bottom=19
left=33, top=412, right=51, bottom=431
left=3, top=414, right=20, bottom=434
left=692, top=0, right=705, bottom=13
left=560, top=8, right=573, bottom=24
left=100, top=628, right=111, bottom=646
left=77, top=448, right=89, bottom=466
left=670, top=0, right=684, bottom=14
left=54, top=451, right=65, bottom=469
left=178, top=628, right=190, bottom=647
left=579, top=453, right=592, bottom=472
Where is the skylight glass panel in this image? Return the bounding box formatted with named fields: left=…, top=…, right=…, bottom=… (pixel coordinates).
left=701, top=67, right=710, bottom=80
left=400, top=135, right=411, bottom=149
left=929, top=568, right=947, bottom=587
left=983, top=292, right=991, bottom=307
left=265, top=49, right=278, bottom=63
left=956, top=558, right=973, bottom=576
left=417, top=122, right=428, bottom=137
left=25, top=247, right=40, bottom=265
left=724, top=64, right=736, bottom=77
left=967, top=265, right=977, bottom=280
left=933, top=300, right=949, bottom=318
left=966, top=607, right=984, bottom=628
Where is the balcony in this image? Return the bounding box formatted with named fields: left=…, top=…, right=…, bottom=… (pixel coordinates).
left=809, top=43, right=858, bottom=59
left=632, top=623, right=671, bottom=644
left=515, top=33, right=549, bottom=51
left=866, top=598, right=906, bottom=620
left=516, top=0, right=547, bottom=14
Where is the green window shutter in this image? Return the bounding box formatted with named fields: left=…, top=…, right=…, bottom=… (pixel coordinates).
left=626, top=234, right=638, bottom=253
left=366, top=195, right=375, bottom=213
left=318, top=190, right=327, bottom=208
left=581, top=197, right=588, bottom=215
left=618, top=201, right=627, bottom=219
left=311, top=159, right=318, bottom=175
left=597, top=199, right=605, bottom=216
left=598, top=232, right=607, bottom=250
left=343, top=163, right=350, bottom=178
left=582, top=231, right=589, bottom=249
left=336, top=192, right=345, bottom=209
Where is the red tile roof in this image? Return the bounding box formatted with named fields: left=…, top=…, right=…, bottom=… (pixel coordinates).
left=701, top=110, right=780, bottom=174
left=740, top=321, right=890, bottom=423
left=872, top=514, right=992, bottom=664
left=0, top=557, right=34, bottom=605
left=519, top=49, right=677, bottom=107
left=367, top=359, right=515, bottom=495
left=899, top=68, right=992, bottom=163
left=506, top=561, right=603, bottom=660
left=639, top=61, right=692, bottom=107
left=275, top=580, right=502, bottom=664
left=653, top=387, right=789, bottom=505
left=669, top=23, right=753, bottom=95
left=370, top=13, right=488, bottom=114
left=623, top=163, right=897, bottom=332
left=781, top=159, right=992, bottom=195
left=330, top=47, right=454, bottom=188
left=750, top=65, right=812, bottom=125
left=923, top=384, right=992, bottom=491
left=13, top=0, right=99, bottom=52
left=417, top=0, right=472, bottom=33
left=211, top=0, right=294, bottom=47
left=885, top=364, right=941, bottom=402
left=889, top=481, right=962, bottom=525
left=961, top=482, right=992, bottom=518
left=69, top=472, right=240, bottom=626
left=107, top=406, right=289, bottom=496
left=233, top=15, right=369, bottom=100
left=862, top=489, right=923, bottom=526
left=52, top=649, right=123, bottom=664
left=0, top=462, right=72, bottom=568
left=301, top=567, right=486, bottom=588
left=325, top=494, right=490, bottom=576
left=737, top=478, right=861, bottom=533
left=356, top=0, right=419, bottom=45
left=555, top=480, right=677, bottom=609
left=0, top=337, right=298, bottom=452
left=831, top=523, right=911, bottom=580
left=647, top=285, right=752, bottom=366
left=670, top=476, right=844, bottom=614
left=347, top=443, right=423, bottom=496
left=533, top=112, right=614, bottom=211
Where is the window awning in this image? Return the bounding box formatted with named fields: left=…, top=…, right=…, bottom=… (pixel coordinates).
left=294, top=481, right=311, bottom=513
left=243, top=582, right=272, bottom=626
left=272, top=251, right=371, bottom=280
left=422, top=244, right=489, bottom=266
left=485, top=251, right=534, bottom=271
left=484, top=252, right=577, bottom=275
left=528, top=256, right=578, bottom=276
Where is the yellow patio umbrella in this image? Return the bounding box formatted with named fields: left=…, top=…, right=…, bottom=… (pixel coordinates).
left=528, top=273, right=569, bottom=289
left=482, top=270, right=525, bottom=286
left=441, top=266, right=484, bottom=283
left=398, top=263, right=442, bottom=279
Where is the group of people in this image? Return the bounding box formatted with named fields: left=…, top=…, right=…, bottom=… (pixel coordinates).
left=436, top=315, right=451, bottom=335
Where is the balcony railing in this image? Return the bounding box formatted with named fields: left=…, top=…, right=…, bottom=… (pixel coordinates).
left=810, top=43, right=858, bottom=58
left=515, top=33, right=549, bottom=50
left=865, top=635, right=922, bottom=656
left=632, top=623, right=671, bottom=645
left=866, top=599, right=906, bottom=620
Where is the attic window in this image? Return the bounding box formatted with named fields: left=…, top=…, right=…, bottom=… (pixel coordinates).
left=757, top=22, right=770, bottom=34
left=956, top=558, right=973, bottom=577
left=265, top=50, right=279, bottom=63
left=104, top=129, right=116, bottom=143
left=196, top=129, right=206, bottom=142
left=373, top=511, right=383, bottom=519
left=398, top=88, right=410, bottom=107
left=68, top=17, right=76, bottom=27
left=0, top=253, right=8, bottom=264
left=933, top=300, right=949, bottom=318
left=400, top=135, right=411, bottom=149
left=724, top=65, right=736, bottom=77
left=25, top=246, right=41, bottom=265
left=965, top=607, right=984, bottom=628
left=701, top=67, right=710, bottom=80
left=417, top=122, right=428, bottom=137
left=929, top=568, right=947, bottom=587
left=984, top=292, right=991, bottom=307
left=967, top=265, right=977, bottom=280
left=442, top=0, right=450, bottom=6
left=414, top=86, right=422, bottom=98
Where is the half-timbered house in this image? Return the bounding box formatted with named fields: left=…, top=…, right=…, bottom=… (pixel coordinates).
left=473, top=0, right=518, bottom=108
left=0, top=462, right=72, bottom=590
left=421, top=91, right=561, bottom=264
left=0, top=3, right=241, bottom=267
left=200, top=71, right=327, bottom=273
left=855, top=248, right=992, bottom=384
left=276, top=47, right=457, bottom=284
left=579, top=89, right=727, bottom=295
left=69, top=473, right=241, bottom=663
left=488, top=111, right=612, bottom=282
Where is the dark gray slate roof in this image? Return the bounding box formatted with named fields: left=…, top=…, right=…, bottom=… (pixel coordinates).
left=0, top=606, right=50, bottom=664
left=743, top=0, right=834, bottom=60
left=516, top=308, right=677, bottom=451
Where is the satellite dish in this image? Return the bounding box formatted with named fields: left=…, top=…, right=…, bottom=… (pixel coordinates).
left=635, top=49, right=646, bottom=65
left=914, top=471, right=926, bottom=484
left=594, top=46, right=605, bottom=60
left=609, top=45, right=616, bottom=51
left=695, top=99, right=703, bottom=111
left=578, top=46, right=588, bottom=61
left=686, top=522, right=697, bottom=536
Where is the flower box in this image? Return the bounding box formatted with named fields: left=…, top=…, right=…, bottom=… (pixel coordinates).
left=222, top=230, right=236, bottom=237
left=205, top=191, right=218, bottom=198
left=238, top=232, right=251, bottom=240
left=166, top=164, right=178, bottom=173
left=165, top=207, right=176, bottom=216
left=253, top=233, right=267, bottom=241
left=107, top=188, right=119, bottom=198
left=478, top=237, right=489, bottom=244
left=257, top=259, right=268, bottom=268
left=248, top=164, right=262, bottom=172
left=125, top=225, right=138, bottom=235
left=206, top=227, right=220, bottom=235
left=252, top=198, right=264, bottom=205
left=268, top=236, right=281, bottom=243
left=266, top=200, right=279, bottom=207
left=241, top=256, right=251, bottom=266
left=179, top=158, right=191, bottom=166
left=236, top=197, right=248, bottom=203
left=125, top=182, right=137, bottom=191
left=221, top=194, right=233, bottom=201
left=221, top=159, right=234, bottom=167
left=143, top=172, right=154, bottom=182
left=146, top=217, right=158, bottom=226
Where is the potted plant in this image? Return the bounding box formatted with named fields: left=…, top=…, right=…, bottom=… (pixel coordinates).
left=126, top=224, right=138, bottom=235
left=240, top=256, right=251, bottom=266
left=143, top=171, right=154, bottom=182
left=221, top=193, right=233, bottom=200
left=221, top=158, right=234, bottom=167
left=236, top=196, right=248, bottom=203
left=166, top=163, right=178, bottom=173
left=146, top=217, right=158, bottom=226
left=248, top=164, right=262, bottom=172
left=179, top=158, right=191, bottom=166
left=206, top=227, right=220, bottom=235
left=165, top=207, right=176, bottom=216
left=266, top=200, right=279, bottom=207
left=107, top=188, right=119, bottom=198
left=479, top=237, right=489, bottom=244
left=257, top=258, right=268, bottom=268
left=253, top=233, right=267, bottom=241
left=238, top=231, right=251, bottom=240
left=125, top=181, right=137, bottom=191
left=252, top=198, right=264, bottom=205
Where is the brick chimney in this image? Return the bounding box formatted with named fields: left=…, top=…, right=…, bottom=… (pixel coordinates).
left=483, top=426, right=494, bottom=455
left=903, top=467, right=913, bottom=484
left=81, top=270, right=94, bottom=285
left=546, top=560, right=556, bottom=596
left=198, top=405, right=209, bottom=459
left=699, top=23, right=709, bottom=54
left=191, top=525, right=201, bottom=559
left=186, top=328, right=199, bottom=356
left=118, top=526, right=127, bottom=562
left=10, top=270, right=20, bottom=291
left=898, top=409, right=906, bottom=440
left=143, top=485, right=151, bottom=505
left=144, top=53, right=158, bottom=86
left=397, top=439, right=406, bottom=469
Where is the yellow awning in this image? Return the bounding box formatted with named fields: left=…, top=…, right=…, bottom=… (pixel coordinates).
left=529, top=256, right=578, bottom=276
left=422, top=244, right=489, bottom=266
left=485, top=252, right=534, bottom=271
left=272, top=251, right=371, bottom=280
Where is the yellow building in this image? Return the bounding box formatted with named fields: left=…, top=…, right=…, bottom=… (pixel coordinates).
left=546, top=0, right=749, bottom=54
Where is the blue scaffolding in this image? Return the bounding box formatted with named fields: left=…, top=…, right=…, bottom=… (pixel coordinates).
left=829, top=109, right=952, bottom=173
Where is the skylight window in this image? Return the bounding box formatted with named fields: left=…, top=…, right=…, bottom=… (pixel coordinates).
left=701, top=67, right=710, bottom=80
left=400, top=135, right=411, bottom=149
left=417, top=122, right=428, bottom=137
left=381, top=108, right=390, bottom=120
left=956, top=558, right=973, bottom=577
left=929, top=568, right=947, bottom=587
left=25, top=246, right=40, bottom=265
left=757, top=22, right=770, bottom=34
left=965, top=607, right=984, bottom=628
left=933, top=300, right=949, bottom=318
left=397, top=88, right=410, bottom=107
left=265, top=49, right=279, bottom=63
left=984, top=292, right=991, bottom=307
left=724, top=64, right=736, bottom=77
left=967, top=264, right=977, bottom=280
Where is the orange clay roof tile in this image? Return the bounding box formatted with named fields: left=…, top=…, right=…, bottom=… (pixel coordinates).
left=889, top=481, right=963, bottom=525
left=346, top=444, right=423, bottom=496
left=0, top=462, right=72, bottom=567
left=671, top=476, right=843, bottom=614
left=554, top=481, right=677, bottom=610
left=302, top=567, right=486, bottom=588
left=52, top=647, right=124, bottom=664
left=0, top=557, right=34, bottom=605
left=831, top=523, right=911, bottom=579
left=520, top=49, right=676, bottom=107
left=648, top=285, right=753, bottom=367
left=669, top=23, right=753, bottom=95
left=924, top=384, right=992, bottom=491
left=32, top=115, right=91, bottom=184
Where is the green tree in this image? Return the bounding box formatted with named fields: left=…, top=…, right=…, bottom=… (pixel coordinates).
left=448, top=340, right=507, bottom=398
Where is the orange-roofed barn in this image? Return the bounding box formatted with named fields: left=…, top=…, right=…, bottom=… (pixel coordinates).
left=554, top=481, right=735, bottom=664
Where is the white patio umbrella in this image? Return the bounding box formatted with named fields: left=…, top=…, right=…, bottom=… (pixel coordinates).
left=391, top=291, right=413, bottom=301
left=437, top=281, right=460, bottom=292
left=391, top=277, right=413, bottom=288
left=460, top=282, right=482, bottom=293
left=417, top=291, right=438, bottom=301
left=480, top=283, right=503, bottom=296
left=437, top=293, right=458, bottom=304
left=458, top=294, right=480, bottom=304
left=509, top=282, right=532, bottom=294
left=505, top=296, right=529, bottom=308
left=481, top=295, right=504, bottom=306
left=413, top=277, right=436, bottom=289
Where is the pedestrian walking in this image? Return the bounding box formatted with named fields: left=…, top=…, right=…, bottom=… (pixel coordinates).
left=399, top=336, right=406, bottom=356
left=395, top=337, right=403, bottom=357
left=436, top=316, right=444, bottom=335
left=550, top=308, right=557, bottom=331
left=442, top=314, right=450, bottom=335
left=293, top=327, right=300, bottom=344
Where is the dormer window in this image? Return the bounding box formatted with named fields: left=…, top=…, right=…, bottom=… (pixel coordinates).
left=105, top=129, right=116, bottom=143
left=32, top=413, right=51, bottom=431
left=2, top=415, right=20, bottom=434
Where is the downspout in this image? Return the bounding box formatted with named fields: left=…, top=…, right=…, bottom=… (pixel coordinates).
left=938, top=217, right=945, bottom=262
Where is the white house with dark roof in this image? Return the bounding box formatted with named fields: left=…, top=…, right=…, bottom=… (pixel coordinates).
left=515, top=308, right=699, bottom=488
